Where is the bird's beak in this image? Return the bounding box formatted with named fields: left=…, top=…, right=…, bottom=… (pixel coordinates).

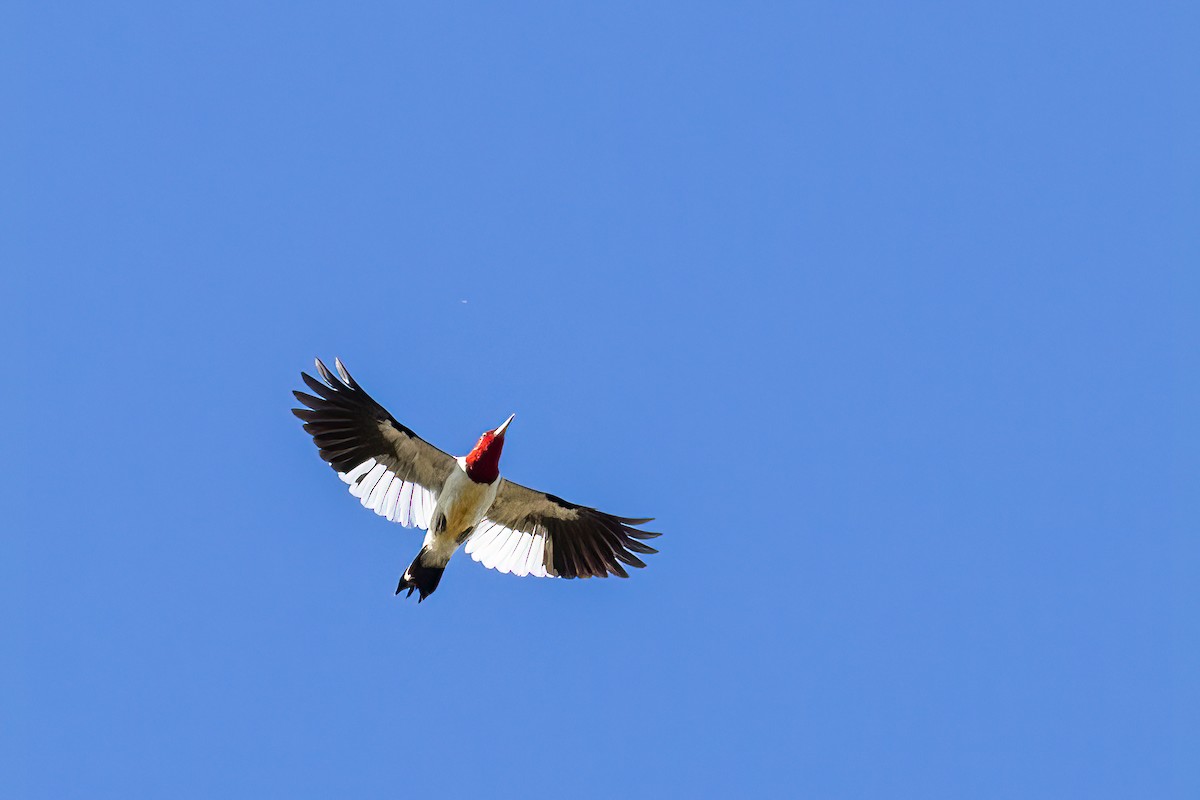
left=494, top=413, right=515, bottom=437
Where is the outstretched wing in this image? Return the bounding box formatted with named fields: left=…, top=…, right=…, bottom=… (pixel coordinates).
left=291, top=358, right=455, bottom=530
left=465, top=480, right=659, bottom=578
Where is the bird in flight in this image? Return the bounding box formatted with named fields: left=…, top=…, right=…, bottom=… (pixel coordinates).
left=292, top=358, right=660, bottom=602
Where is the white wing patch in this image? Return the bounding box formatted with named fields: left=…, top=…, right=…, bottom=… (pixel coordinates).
left=465, top=520, right=554, bottom=578
left=337, top=457, right=435, bottom=530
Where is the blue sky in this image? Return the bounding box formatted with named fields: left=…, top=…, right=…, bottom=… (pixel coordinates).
left=5, top=2, right=1196, bottom=797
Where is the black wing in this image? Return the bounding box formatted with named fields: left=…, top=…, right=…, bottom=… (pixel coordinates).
left=291, top=358, right=455, bottom=529
left=464, top=480, right=659, bottom=578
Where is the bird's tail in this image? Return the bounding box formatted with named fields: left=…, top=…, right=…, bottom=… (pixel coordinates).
left=396, top=548, right=445, bottom=602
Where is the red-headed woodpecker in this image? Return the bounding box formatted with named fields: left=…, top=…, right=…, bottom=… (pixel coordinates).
left=292, top=358, right=659, bottom=601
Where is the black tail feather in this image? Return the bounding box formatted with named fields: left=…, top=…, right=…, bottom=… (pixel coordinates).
left=396, top=548, right=445, bottom=603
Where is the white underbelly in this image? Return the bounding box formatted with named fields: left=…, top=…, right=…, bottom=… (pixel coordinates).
left=423, top=459, right=499, bottom=560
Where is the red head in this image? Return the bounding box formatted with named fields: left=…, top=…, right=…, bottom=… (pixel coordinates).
left=464, top=413, right=515, bottom=484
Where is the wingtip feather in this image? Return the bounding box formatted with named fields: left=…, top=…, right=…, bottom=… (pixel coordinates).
left=293, top=390, right=324, bottom=408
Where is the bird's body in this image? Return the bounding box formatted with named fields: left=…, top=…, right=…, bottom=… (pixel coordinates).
left=292, top=358, right=659, bottom=601
left=428, top=457, right=503, bottom=559
left=401, top=457, right=502, bottom=597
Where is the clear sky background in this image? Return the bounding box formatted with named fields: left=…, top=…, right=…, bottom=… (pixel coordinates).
left=5, top=2, right=1197, bottom=798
